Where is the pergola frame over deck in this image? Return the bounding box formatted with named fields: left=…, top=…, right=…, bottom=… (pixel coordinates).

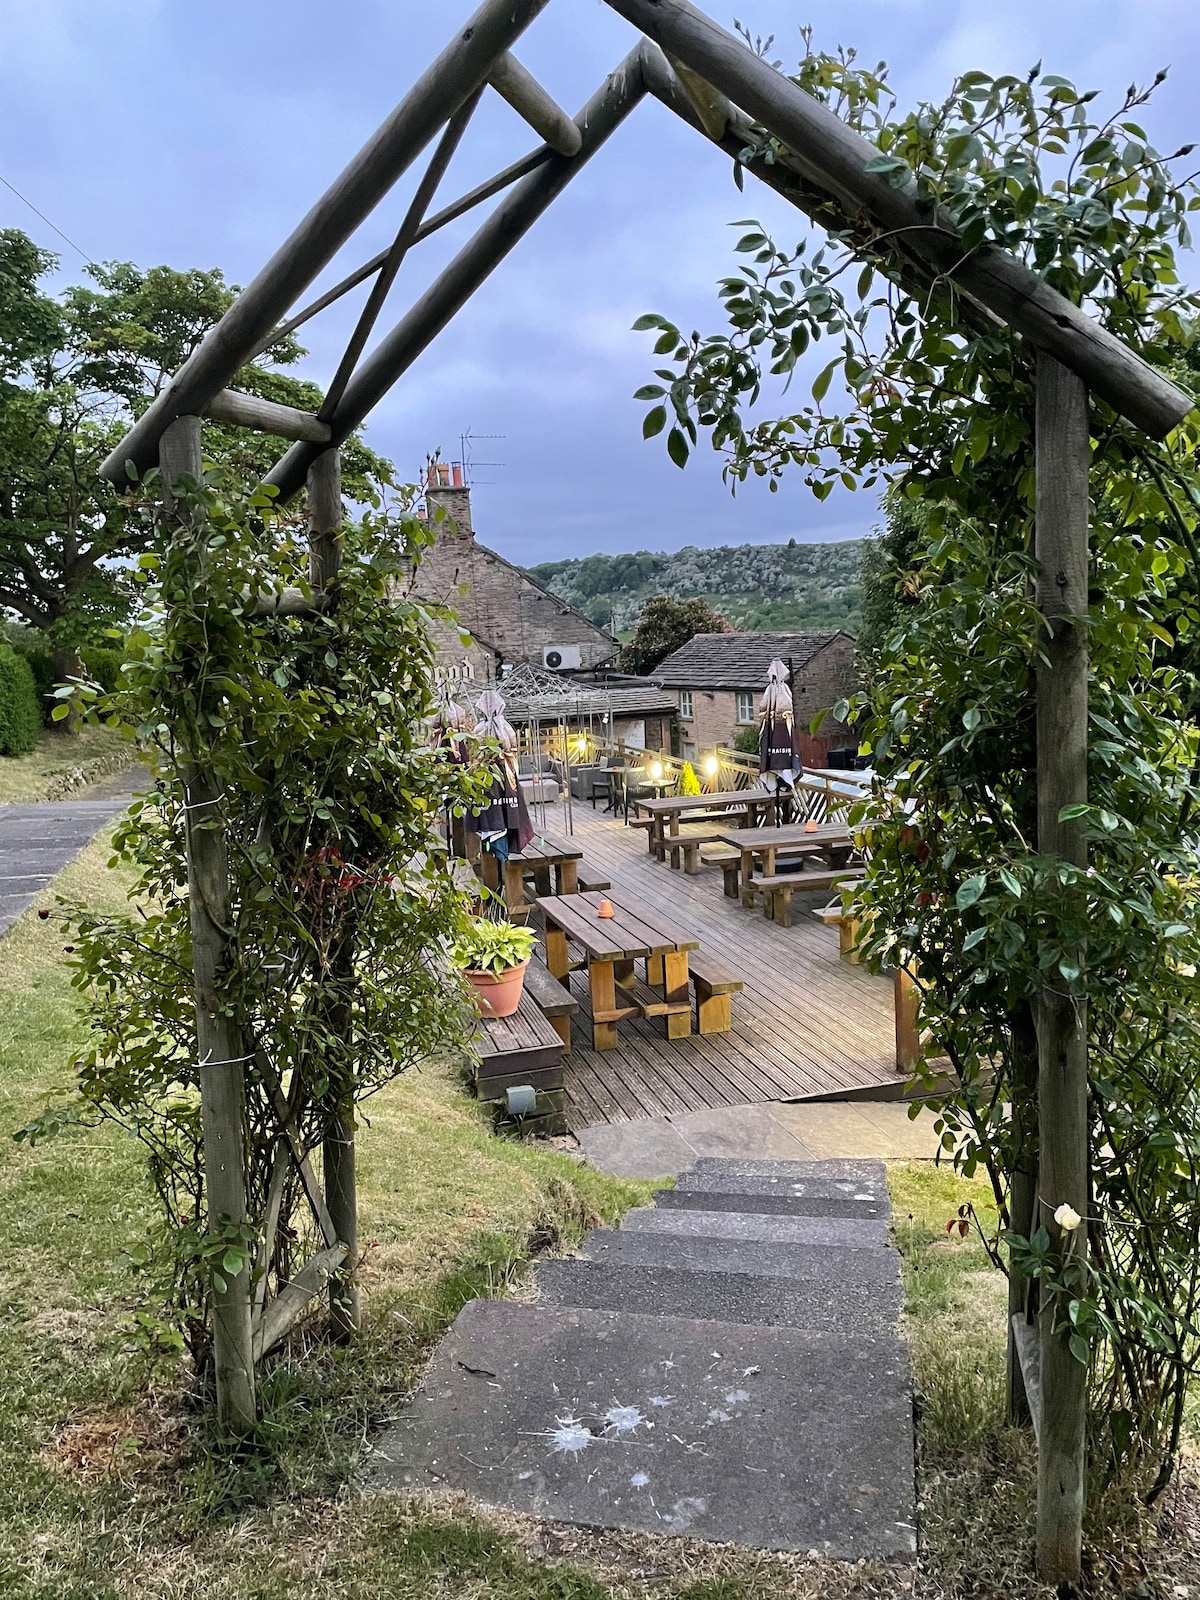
left=102, top=1, right=1194, bottom=1583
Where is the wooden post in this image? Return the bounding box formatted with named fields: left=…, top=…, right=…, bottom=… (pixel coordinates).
left=1033, top=353, right=1090, bottom=1586
left=1007, top=1002, right=1039, bottom=1424
left=160, top=416, right=257, bottom=1433
left=307, top=450, right=359, bottom=1343
left=893, top=965, right=920, bottom=1073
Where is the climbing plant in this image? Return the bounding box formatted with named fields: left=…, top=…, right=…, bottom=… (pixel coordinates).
left=636, top=40, right=1200, bottom=1496
left=18, top=469, right=492, bottom=1371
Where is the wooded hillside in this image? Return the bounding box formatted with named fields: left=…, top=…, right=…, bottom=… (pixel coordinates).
left=525, top=539, right=863, bottom=637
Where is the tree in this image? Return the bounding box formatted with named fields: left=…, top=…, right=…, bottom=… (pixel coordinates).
left=617, top=593, right=730, bottom=674
left=0, top=231, right=392, bottom=687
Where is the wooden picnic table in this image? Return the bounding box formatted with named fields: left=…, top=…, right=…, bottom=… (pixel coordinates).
left=713, top=821, right=855, bottom=891
left=538, top=889, right=700, bottom=1051
left=502, top=832, right=583, bottom=912
left=633, top=788, right=780, bottom=861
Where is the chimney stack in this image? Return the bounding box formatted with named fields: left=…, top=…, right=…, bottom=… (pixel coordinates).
left=425, top=456, right=473, bottom=540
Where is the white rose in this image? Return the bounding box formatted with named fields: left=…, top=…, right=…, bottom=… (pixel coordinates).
left=1054, top=1203, right=1082, bottom=1233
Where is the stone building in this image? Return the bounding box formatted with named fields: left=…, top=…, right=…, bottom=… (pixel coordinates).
left=416, top=466, right=616, bottom=685
left=652, top=630, right=858, bottom=766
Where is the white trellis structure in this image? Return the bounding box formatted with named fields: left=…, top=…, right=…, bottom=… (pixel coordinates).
left=102, top=2, right=1194, bottom=1582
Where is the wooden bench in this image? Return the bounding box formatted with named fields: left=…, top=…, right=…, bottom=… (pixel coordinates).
left=701, top=844, right=743, bottom=899
left=612, top=972, right=692, bottom=1039
left=577, top=863, right=611, bottom=894
left=475, top=989, right=567, bottom=1134
left=743, top=869, right=862, bottom=928
left=814, top=887, right=867, bottom=962
left=524, top=957, right=578, bottom=1052
left=688, top=951, right=743, bottom=1034
left=665, top=828, right=725, bottom=875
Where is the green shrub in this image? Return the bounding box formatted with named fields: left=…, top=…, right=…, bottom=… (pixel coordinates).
left=80, top=645, right=123, bottom=695
left=0, top=645, right=42, bottom=756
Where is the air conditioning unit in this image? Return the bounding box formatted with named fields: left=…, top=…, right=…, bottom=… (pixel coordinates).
left=542, top=644, right=581, bottom=671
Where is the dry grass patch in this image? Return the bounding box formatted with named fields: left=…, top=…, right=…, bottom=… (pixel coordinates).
left=0, top=724, right=135, bottom=804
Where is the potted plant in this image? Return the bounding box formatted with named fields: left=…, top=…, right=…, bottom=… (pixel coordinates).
left=453, top=916, right=537, bottom=1017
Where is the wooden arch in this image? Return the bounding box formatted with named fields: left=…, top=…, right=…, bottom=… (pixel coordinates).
left=102, top=1, right=1195, bottom=1584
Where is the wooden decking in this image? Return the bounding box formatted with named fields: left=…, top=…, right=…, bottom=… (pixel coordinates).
left=533, top=804, right=900, bottom=1129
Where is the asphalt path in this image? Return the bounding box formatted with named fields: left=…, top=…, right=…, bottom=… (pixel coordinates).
left=0, top=796, right=134, bottom=938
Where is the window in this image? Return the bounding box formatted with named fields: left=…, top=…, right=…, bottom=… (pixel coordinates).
left=679, top=690, right=693, bottom=720
left=735, top=690, right=755, bottom=724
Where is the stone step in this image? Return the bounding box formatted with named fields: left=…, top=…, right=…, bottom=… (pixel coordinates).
left=654, top=1188, right=886, bottom=1220
left=674, top=1172, right=888, bottom=1210
left=535, top=1258, right=901, bottom=1337
left=621, top=1207, right=889, bottom=1249
left=579, top=1226, right=901, bottom=1286
left=693, top=1157, right=888, bottom=1185
left=369, top=1298, right=916, bottom=1560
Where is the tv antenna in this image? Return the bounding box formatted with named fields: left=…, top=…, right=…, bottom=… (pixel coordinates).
left=459, top=428, right=505, bottom=486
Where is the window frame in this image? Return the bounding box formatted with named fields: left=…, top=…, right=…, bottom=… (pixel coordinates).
left=679, top=689, right=693, bottom=721
left=735, top=689, right=755, bottom=724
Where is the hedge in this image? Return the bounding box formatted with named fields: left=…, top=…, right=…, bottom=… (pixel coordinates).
left=0, top=645, right=42, bottom=756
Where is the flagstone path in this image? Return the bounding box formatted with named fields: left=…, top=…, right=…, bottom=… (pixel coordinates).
left=369, top=1157, right=916, bottom=1561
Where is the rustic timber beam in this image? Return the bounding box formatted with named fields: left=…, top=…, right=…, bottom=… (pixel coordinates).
left=161, top=416, right=257, bottom=1433
left=1033, top=352, right=1090, bottom=1586
left=100, top=0, right=554, bottom=487
left=321, top=88, right=484, bottom=418
left=488, top=51, right=583, bottom=156
left=265, top=45, right=650, bottom=502
left=203, top=389, right=332, bottom=443
left=243, top=147, right=556, bottom=363
left=605, top=0, right=1194, bottom=439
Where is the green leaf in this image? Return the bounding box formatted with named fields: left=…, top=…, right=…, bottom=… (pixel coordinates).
left=1069, top=1332, right=1089, bottom=1366
left=956, top=876, right=985, bottom=909
left=667, top=428, right=690, bottom=469
left=643, top=407, right=666, bottom=439
left=962, top=707, right=982, bottom=732
left=631, top=314, right=663, bottom=331
left=1058, top=803, right=1090, bottom=821
left=633, top=385, right=665, bottom=401
left=962, top=927, right=986, bottom=951
left=811, top=358, right=839, bottom=403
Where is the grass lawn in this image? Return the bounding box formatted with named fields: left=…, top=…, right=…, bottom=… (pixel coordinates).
left=1, top=836, right=1197, bottom=1598
left=0, top=725, right=137, bottom=804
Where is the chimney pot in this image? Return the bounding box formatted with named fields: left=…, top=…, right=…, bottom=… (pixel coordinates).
left=452, top=463, right=464, bottom=487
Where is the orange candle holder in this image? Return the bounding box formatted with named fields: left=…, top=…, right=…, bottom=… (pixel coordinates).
left=804, top=818, right=819, bottom=834
left=597, top=898, right=615, bottom=918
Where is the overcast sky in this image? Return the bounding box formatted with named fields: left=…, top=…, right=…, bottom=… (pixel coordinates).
left=2, top=1, right=1196, bottom=566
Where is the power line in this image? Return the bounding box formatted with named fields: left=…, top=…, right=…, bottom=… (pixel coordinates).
left=0, top=173, right=93, bottom=263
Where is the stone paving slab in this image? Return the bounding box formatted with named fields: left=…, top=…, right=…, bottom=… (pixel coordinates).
left=369, top=1299, right=916, bottom=1559
left=654, top=1188, right=885, bottom=1220
left=675, top=1172, right=886, bottom=1205
left=621, top=1207, right=889, bottom=1249
left=694, top=1157, right=889, bottom=1184
left=579, top=1228, right=901, bottom=1287
left=535, top=1259, right=902, bottom=1338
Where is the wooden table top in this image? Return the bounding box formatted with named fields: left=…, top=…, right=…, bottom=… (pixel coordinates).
left=537, top=889, right=700, bottom=962
left=714, top=821, right=853, bottom=851
left=511, top=832, right=583, bottom=864
left=634, top=789, right=775, bottom=817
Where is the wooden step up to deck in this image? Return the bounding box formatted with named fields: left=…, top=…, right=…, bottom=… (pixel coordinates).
left=475, top=990, right=566, bottom=1131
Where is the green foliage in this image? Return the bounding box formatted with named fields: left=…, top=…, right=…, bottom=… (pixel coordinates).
left=452, top=918, right=536, bottom=976
left=733, top=721, right=761, bottom=756
left=617, top=593, right=731, bottom=675
left=636, top=36, right=1200, bottom=1503
left=0, top=230, right=394, bottom=647
left=0, top=642, right=40, bottom=755
left=79, top=644, right=123, bottom=694
left=678, top=760, right=702, bottom=795
left=856, top=496, right=927, bottom=670
left=19, top=469, right=494, bottom=1369
left=527, top=539, right=862, bottom=636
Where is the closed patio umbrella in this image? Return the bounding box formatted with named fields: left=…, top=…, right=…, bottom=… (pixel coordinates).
left=431, top=684, right=470, bottom=763
left=758, top=657, right=802, bottom=820
left=468, top=688, right=534, bottom=863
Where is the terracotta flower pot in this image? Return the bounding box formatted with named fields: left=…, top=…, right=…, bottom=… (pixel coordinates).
left=463, top=959, right=529, bottom=1018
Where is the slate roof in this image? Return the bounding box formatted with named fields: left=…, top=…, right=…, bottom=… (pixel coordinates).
left=503, top=683, right=679, bottom=722
left=651, top=631, right=849, bottom=691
